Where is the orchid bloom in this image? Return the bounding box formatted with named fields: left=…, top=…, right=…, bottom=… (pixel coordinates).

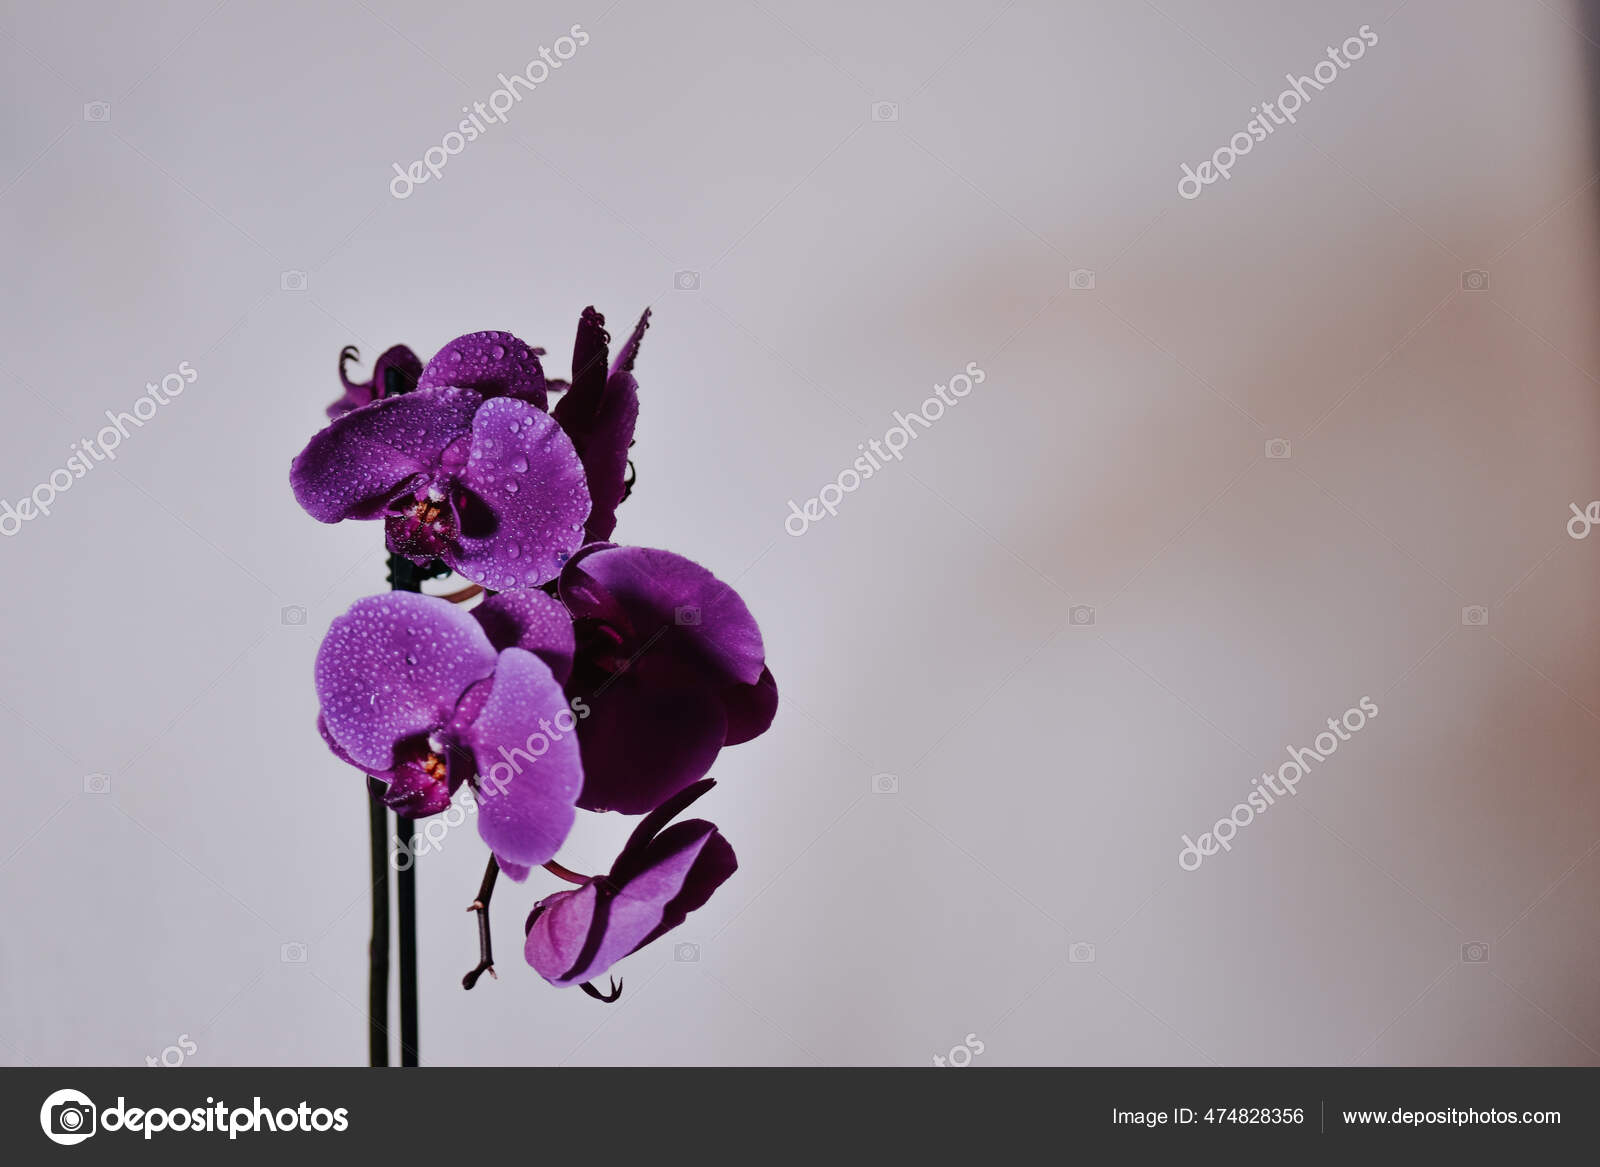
left=558, top=544, right=778, bottom=814
left=315, top=591, right=580, bottom=872
left=525, top=780, right=735, bottom=988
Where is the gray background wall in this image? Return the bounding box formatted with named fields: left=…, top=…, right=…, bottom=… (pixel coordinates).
left=2, top=0, right=1598, bottom=1065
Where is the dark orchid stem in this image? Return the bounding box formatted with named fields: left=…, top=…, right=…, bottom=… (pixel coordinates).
left=543, top=859, right=590, bottom=885
left=437, top=583, right=484, bottom=604
left=397, top=812, right=418, bottom=1066
left=387, top=550, right=430, bottom=1068
left=462, top=856, right=500, bottom=990
left=367, top=785, right=389, bottom=1068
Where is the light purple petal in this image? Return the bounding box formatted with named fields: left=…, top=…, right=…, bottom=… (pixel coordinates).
left=315, top=593, right=496, bottom=771
left=418, top=331, right=547, bottom=410
left=291, top=387, right=481, bottom=523
left=449, top=398, right=591, bottom=590
left=463, top=648, right=582, bottom=869
left=524, top=820, right=732, bottom=985
left=471, top=591, right=575, bottom=683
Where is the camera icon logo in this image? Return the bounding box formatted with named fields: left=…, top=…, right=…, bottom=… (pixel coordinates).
left=281, top=605, right=308, bottom=627
left=871, top=101, right=899, bottom=122
left=675, top=605, right=702, bottom=626
left=674, top=942, right=700, bottom=963
left=40, top=1088, right=97, bottom=1145
left=280, top=270, right=308, bottom=292
left=1069, top=268, right=1096, bottom=291
left=82, top=102, right=111, bottom=123
left=1068, top=604, right=1095, bottom=627
left=1069, top=942, right=1096, bottom=964
left=1461, top=941, right=1490, bottom=963
left=1461, top=269, right=1489, bottom=292
left=83, top=773, right=111, bottom=795
left=1461, top=605, right=1489, bottom=627
left=871, top=772, right=898, bottom=794
left=674, top=270, right=700, bottom=291
left=1265, top=438, right=1292, bottom=460
left=280, top=941, right=308, bottom=964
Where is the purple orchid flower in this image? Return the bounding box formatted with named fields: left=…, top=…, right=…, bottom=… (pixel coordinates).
left=330, top=344, right=423, bottom=418
left=315, top=591, right=581, bottom=873
left=558, top=544, right=778, bottom=814
left=524, top=780, right=735, bottom=988
left=290, top=377, right=590, bottom=590
left=551, top=307, right=649, bottom=543
left=415, top=330, right=550, bottom=409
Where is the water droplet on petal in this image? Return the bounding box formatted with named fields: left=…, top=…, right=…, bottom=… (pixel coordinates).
left=449, top=350, right=463, bottom=363
left=512, top=456, right=528, bottom=473
left=491, top=345, right=506, bottom=360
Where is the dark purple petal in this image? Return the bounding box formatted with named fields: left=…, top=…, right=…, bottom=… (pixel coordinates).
left=609, top=308, right=650, bottom=381
left=374, top=742, right=457, bottom=819
left=555, top=541, right=627, bottom=631
left=633, top=822, right=737, bottom=951
left=470, top=591, right=575, bottom=683
left=573, top=661, right=727, bottom=814
left=418, top=331, right=547, bottom=410
left=315, top=593, right=496, bottom=771
left=330, top=344, right=423, bottom=418
left=291, top=387, right=481, bottom=524
left=721, top=666, right=778, bottom=746
left=317, top=716, right=455, bottom=817
left=553, top=309, right=647, bottom=542
left=560, top=545, right=765, bottom=685
left=567, top=307, right=610, bottom=407
left=461, top=648, right=582, bottom=869
left=449, top=398, right=591, bottom=590
left=612, top=778, right=717, bottom=881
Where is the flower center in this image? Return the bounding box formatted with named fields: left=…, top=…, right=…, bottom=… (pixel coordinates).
left=385, top=483, right=459, bottom=563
